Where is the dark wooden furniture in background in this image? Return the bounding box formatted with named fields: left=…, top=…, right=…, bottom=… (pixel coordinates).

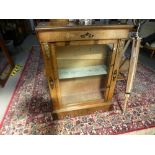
left=145, top=43, right=155, bottom=57
left=36, top=21, right=133, bottom=119
left=0, top=38, right=14, bottom=87
left=0, top=19, right=31, bottom=45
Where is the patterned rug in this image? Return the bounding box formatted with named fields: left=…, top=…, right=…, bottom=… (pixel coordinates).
left=0, top=46, right=155, bottom=135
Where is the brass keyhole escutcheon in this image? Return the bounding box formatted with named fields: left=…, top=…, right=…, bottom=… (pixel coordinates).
left=49, top=77, right=54, bottom=89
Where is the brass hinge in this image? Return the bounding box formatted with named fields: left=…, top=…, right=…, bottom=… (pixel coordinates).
left=49, top=77, right=54, bottom=89
left=112, top=69, right=118, bottom=81
left=43, top=43, right=50, bottom=58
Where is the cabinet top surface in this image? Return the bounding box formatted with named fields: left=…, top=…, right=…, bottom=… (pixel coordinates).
left=36, top=22, right=133, bottom=31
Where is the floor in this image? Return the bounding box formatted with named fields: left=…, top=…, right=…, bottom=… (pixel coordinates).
left=0, top=34, right=38, bottom=122
left=0, top=21, right=155, bottom=133
left=139, top=48, right=155, bottom=71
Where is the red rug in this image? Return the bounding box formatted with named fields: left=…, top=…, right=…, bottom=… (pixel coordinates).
left=0, top=46, right=155, bottom=135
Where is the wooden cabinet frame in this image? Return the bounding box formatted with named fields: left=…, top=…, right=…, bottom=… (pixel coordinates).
left=36, top=22, right=133, bottom=119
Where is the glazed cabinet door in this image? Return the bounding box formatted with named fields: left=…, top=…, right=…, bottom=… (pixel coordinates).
left=41, top=40, right=125, bottom=111
left=53, top=42, right=118, bottom=107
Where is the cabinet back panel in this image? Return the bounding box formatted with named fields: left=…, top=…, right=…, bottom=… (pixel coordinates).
left=56, top=44, right=111, bottom=69
left=59, top=75, right=107, bottom=105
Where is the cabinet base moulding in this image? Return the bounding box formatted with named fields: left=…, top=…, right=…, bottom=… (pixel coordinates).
left=52, top=102, right=112, bottom=120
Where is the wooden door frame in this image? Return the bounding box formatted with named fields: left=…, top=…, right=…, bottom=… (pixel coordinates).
left=48, top=39, right=123, bottom=109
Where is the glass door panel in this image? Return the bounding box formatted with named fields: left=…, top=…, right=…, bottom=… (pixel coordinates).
left=55, top=44, right=113, bottom=105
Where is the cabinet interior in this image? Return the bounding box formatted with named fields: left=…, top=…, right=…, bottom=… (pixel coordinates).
left=56, top=44, right=113, bottom=105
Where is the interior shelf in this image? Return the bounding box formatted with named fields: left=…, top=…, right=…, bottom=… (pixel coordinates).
left=58, top=65, right=107, bottom=79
